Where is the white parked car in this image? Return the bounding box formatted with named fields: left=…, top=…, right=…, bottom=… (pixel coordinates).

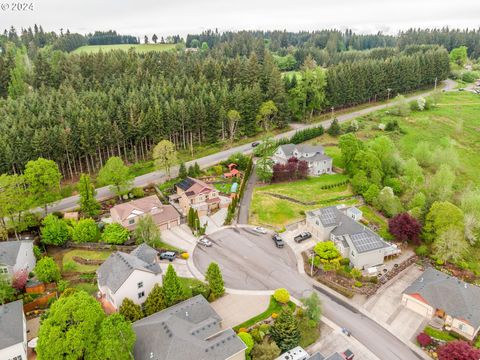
left=198, top=237, right=212, bottom=247
left=253, top=226, right=267, bottom=234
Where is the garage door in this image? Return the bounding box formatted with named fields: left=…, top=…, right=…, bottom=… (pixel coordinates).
left=405, top=298, right=430, bottom=317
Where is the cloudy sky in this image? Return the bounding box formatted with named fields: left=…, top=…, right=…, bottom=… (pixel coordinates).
left=2, top=0, right=479, bottom=38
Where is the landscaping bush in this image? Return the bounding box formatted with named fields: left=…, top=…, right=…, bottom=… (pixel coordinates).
left=424, top=326, right=458, bottom=341
left=101, top=223, right=129, bottom=244
left=238, top=332, right=254, bottom=355
left=438, top=340, right=480, bottom=360
left=417, top=332, right=432, bottom=347
left=180, top=252, right=189, bottom=260
left=72, top=218, right=99, bottom=243
left=130, top=187, right=145, bottom=198
left=273, top=288, right=290, bottom=304
left=34, top=257, right=61, bottom=283
left=462, top=71, right=478, bottom=83
left=40, top=214, right=69, bottom=246
left=353, top=281, right=363, bottom=288
left=62, top=261, right=78, bottom=272
left=415, top=245, right=429, bottom=257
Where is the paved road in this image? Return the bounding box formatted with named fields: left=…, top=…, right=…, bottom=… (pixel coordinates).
left=193, top=228, right=423, bottom=360
left=43, top=80, right=456, bottom=214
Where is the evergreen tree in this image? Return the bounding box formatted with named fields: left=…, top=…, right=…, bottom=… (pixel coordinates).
left=162, top=264, right=182, bottom=307
left=188, top=165, right=195, bottom=177
left=270, top=307, right=300, bottom=352
left=178, top=162, right=187, bottom=179
left=119, top=298, right=143, bottom=322
left=144, top=284, right=166, bottom=316
left=327, top=118, right=341, bottom=136
left=205, top=262, right=225, bottom=299
left=194, top=162, right=201, bottom=177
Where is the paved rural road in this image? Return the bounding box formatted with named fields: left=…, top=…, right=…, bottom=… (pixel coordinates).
left=44, top=80, right=456, bottom=214
left=193, top=228, right=423, bottom=360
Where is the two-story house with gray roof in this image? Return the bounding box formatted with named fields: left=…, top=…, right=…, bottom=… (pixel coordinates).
left=96, top=244, right=163, bottom=311
left=272, top=144, right=333, bottom=176
left=402, top=267, right=480, bottom=340
left=133, top=295, right=246, bottom=360
left=0, top=241, right=36, bottom=279
left=0, top=300, right=27, bottom=360
left=306, top=205, right=400, bottom=269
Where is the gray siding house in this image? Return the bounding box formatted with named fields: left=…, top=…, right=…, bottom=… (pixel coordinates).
left=306, top=205, right=400, bottom=269
left=272, top=144, right=333, bottom=176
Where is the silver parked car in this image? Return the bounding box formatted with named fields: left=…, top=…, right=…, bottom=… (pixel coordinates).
left=253, top=226, right=267, bottom=234
left=198, top=237, right=213, bottom=247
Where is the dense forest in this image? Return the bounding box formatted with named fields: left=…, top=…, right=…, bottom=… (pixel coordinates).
left=0, top=26, right=467, bottom=179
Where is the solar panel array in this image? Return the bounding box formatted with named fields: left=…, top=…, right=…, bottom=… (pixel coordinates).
left=350, top=232, right=384, bottom=253
left=320, top=207, right=338, bottom=226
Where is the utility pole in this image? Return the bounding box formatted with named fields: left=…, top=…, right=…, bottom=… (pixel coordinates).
left=331, top=106, right=335, bottom=120
left=387, top=88, right=392, bottom=102
left=434, top=77, right=438, bottom=91
left=310, top=252, right=315, bottom=276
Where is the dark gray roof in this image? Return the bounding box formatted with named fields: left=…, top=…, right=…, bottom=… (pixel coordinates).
left=278, top=144, right=325, bottom=157
left=308, top=352, right=326, bottom=360
left=309, top=206, right=388, bottom=254
left=404, top=267, right=480, bottom=328
left=298, top=153, right=332, bottom=163
left=176, top=177, right=196, bottom=191
left=0, top=300, right=24, bottom=349
left=133, top=295, right=246, bottom=360
left=96, top=244, right=162, bottom=293
left=324, top=353, right=344, bottom=360
left=0, top=241, right=32, bottom=266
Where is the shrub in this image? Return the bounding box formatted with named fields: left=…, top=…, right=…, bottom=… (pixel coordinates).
left=271, top=312, right=278, bottom=319
left=40, top=214, right=69, bottom=246
left=238, top=332, right=254, bottom=355
left=417, top=332, right=432, bottom=347
left=180, top=252, right=189, bottom=259
left=101, top=223, right=129, bottom=244
left=437, top=340, right=480, bottom=360
left=354, top=281, right=363, bottom=288
left=273, top=288, right=290, bottom=304
left=33, top=245, right=44, bottom=260
left=462, top=71, right=478, bottom=83
left=415, top=245, right=429, bottom=257
left=130, top=187, right=145, bottom=198
left=72, top=218, right=99, bottom=243
left=238, top=328, right=249, bottom=334
left=63, top=261, right=78, bottom=272
left=35, top=257, right=61, bottom=283
left=250, top=328, right=263, bottom=343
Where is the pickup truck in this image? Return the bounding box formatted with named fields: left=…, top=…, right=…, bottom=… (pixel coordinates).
left=294, top=231, right=312, bottom=243
left=272, top=233, right=285, bottom=248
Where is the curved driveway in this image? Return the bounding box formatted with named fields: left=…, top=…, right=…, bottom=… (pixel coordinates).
left=193, top=227, right=423, bottom=360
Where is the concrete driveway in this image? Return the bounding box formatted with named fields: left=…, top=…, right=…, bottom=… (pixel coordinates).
left=363, top=265, right=427, bottom=342
left=162, top=224, right=197, bottom=252
left=193, top=227, right=311, bottom=298
left=210, top=293, right=271, bottom=329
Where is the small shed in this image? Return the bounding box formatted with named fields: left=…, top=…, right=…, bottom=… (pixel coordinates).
left=230, top=182, right=239, bottom=194
left=63, top=212, right=79, bottom=221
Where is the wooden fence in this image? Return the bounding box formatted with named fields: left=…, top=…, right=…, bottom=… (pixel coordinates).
left=23, top=292, right=57, bottom=313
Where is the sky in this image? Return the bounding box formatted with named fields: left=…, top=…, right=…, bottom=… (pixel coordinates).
left=1, top=0, right=479, bottom=38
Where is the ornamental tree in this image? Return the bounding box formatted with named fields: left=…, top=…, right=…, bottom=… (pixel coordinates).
left=388, top=213, right=422, bottom=245
left=438, top=340, right=480, bottom=360
left=12, top=269, right=28, bottom=291
left=97, top=313, right=136, bottom=360
left=205, top=262, right=225, bottom=300
left=72, top=218, right=99, bottom=243
left=40, top=214, right=69, bottom=246
left=270, top=307, right=300, bottom=352
left=78, top=174, right=100, bottom=217
left=101, top=223, right=129, bottom=244
left=34, top=256, right=61, bottom=283
left=313, top=241, right=340, bottom=261
left=251, top=339, right=281, bottom=360
left=152, top=140, right=177, bottom=178
left=134, top=214, right=161, bottom=247
left=273, top=288, right=290, bottom=304
left=416, top=332, right=432, bottom=347
left=119, top=298, right=143, bottom=322
left=97, top=157, right=134, bottom=199
left=36, top=290, right=105, bottom=360
left=163, top=264, right=182, bottom=307
left=301, top=292, right=322, bottom=324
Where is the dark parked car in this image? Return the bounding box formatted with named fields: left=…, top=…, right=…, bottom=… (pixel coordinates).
left=294, top=231, right=312, bottom=243
left=159, top=251, right=176, bottom=262
left=251, top=141, right=260, bottom=147
left=272, top=233, right=285, bottom=248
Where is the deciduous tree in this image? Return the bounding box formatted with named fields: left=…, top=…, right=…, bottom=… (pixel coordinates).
left=97, top=313, right=136, bottom=360
left=388, top=213, right=422, bottom=245
left=433, top=227, right=468, bottom=264
left=78, top=174, right=100, bottom=217
left=40, top=214, right=69, bottom=246
left=34, top=256, right=61, bottom=283
left=101, top=223, right=129, bottom=244
left=72, top=218, right=99, bottom=243
left=97, top=157, right=134, bottom=199
left=134, top=214, right=161, bottom=247
left=437, top=340, right=480, bottom=360
left=152, top=140, right=177, bottom=178
left=301, top=292, right=322, bottom=324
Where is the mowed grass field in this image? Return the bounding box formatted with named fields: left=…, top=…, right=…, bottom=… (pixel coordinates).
left=73, top=43, right=177, bottom=54
left=249, top=174, right=359, bottom=228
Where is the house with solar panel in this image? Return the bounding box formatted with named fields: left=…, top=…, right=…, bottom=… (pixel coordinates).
left=272, top=144, right=333, bottom=176
left=132, top=295, right=246, bottom=360
left=306, top=205, right=400, bottom=269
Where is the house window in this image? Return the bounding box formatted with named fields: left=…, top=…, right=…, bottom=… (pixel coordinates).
left=458, top=323, right=465, bottom=331
left=9, top=356, right=22, bottom=360
left=128, top=219, right=135, bottom=225
left=0, top=267, right=7, bottom=274
left=138, top=291, right=145, bottom=299
left=137, top=281, right=143, bottom=289
left=351, top=251, right=355, bottom=257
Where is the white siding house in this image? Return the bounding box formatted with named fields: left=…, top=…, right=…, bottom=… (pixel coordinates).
left=97, top=244, right=163, bottom=310
left=272, top=144, right=333, bottom=176
left=0, top=300, right=27, bottom=360
left=0, top=241, right=36, bottom=278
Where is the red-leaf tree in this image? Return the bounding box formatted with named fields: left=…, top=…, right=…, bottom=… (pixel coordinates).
left=272, top=158, right=309, bottom=183
left=416, top=332, right=432, bottom=347
left=12, top=269, right=28, bottom=291
left=438, top=341, right=480, bottom=360
left=388, top=212, right=422, bottom=245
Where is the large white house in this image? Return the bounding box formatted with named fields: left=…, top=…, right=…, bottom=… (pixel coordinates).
left=0, top=241, right=36, bottom=278
left=306, top=205, right=400, bottom=269
left=272, top=144, right=333, bottom=176
left=0, top=300, right=27, bottom=360
left=96, top=244, right=163, bottom=310
left=402, top=267, right=480, bottom=340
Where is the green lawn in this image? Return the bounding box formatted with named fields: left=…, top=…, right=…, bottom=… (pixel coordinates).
left=233, top=296, right=296, bottom=331
left=324, top=146, right=344, bottom=169
left=62, top=249, right=112, bottom=273
left=359, top=205, right=393, bottom=240
left=73, top=282, right=98, bottom=295
left=250, top=174, right=356, bottom=227
left=73, top=43, right=177, bottom=54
